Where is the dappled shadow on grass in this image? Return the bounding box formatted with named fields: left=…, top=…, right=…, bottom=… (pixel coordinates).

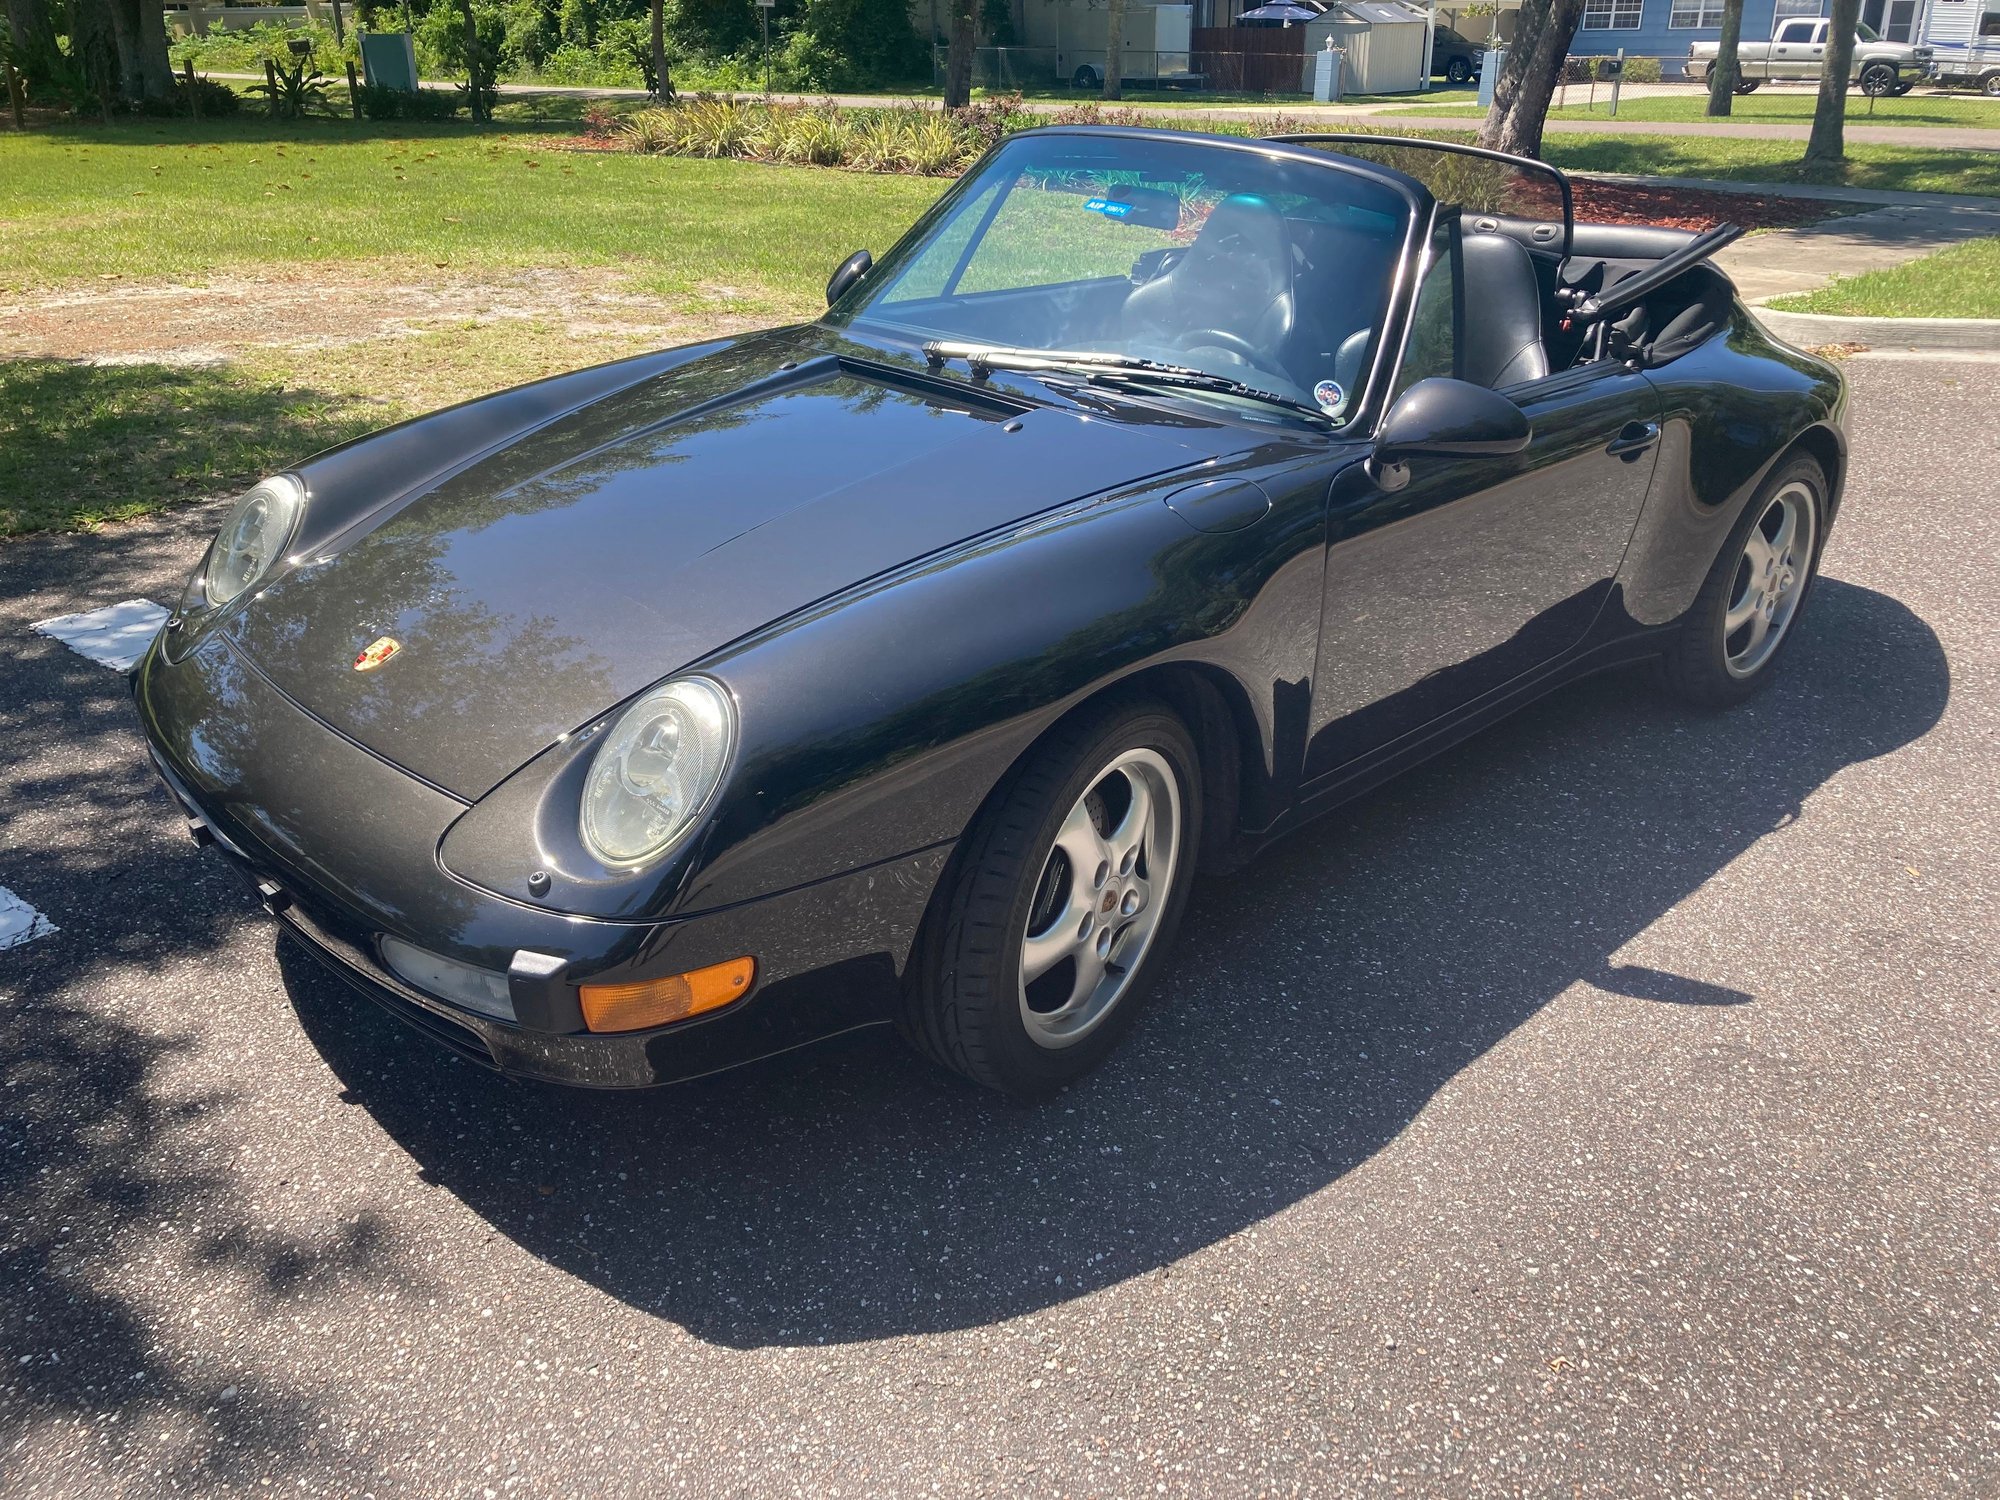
left=0, top=358, right=380, bottom=539
left=288, top=578, right=1949, bottom=1350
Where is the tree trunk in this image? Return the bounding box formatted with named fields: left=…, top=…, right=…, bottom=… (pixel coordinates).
left=943, top=0, right=975, bottom=107
left=1102, top=0, right=1125, bottom=100
left=650, top=0, right=669, bottom=99
left=69, top=0, right=119, bottom=102
left=1475, top=0, right=1586, bottom=158
left=2, top=0, right=61, bottom=82
left=457, top=0, right=488, bottom=120
left=1705, top=0, right=1743, bottom=116
left=132, top=0, right=174, bottom=99
left=1805, top=0, right=1861, bottom=167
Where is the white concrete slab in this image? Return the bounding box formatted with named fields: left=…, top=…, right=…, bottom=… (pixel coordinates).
left=33, top=598, right=170, bottom=673
left=0, top=885, right=57, bottom=951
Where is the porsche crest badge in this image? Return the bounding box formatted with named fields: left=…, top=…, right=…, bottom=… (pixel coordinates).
left=353, top=636, right=401, bottom=672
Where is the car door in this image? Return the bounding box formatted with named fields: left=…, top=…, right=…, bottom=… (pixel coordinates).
left=1302, top=227, right=1662, bottom=782
left=1769, top=18, right=1821, bottom=77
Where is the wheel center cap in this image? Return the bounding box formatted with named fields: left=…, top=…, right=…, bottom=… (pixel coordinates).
left=1100, top=889, right=1119, bottom=916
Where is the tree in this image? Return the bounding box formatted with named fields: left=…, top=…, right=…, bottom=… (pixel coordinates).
left=1805, top=0, right=1862, bottom=168
left=1102, top=0, right=1124, bottom=100
left=649, top=0, right=671, bottom=100
left=942, top=0, right=974, bottom=107
left=1705, top=0, right=1743, bottom=116
left=1475, top=0, right=1586, bottom=157
left=3, top=0, right=61, bottom=83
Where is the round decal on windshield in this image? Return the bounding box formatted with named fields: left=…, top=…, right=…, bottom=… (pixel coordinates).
left=1313, top=379, right=1344, bottom=415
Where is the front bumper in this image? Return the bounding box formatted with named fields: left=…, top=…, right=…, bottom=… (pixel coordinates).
left=137, top=632, right=950, bottom=1087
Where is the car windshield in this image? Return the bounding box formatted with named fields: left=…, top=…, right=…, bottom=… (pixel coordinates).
left=1856, top=21, right=1881, bottom=38
left=834, top=132, right=1416, bottom=424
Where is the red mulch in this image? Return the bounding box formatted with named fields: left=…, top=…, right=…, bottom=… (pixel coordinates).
left=1569, top=178, right=1839, bottom=232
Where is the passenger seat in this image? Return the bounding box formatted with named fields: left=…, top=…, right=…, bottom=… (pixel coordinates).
left=1458, top=234, right=1549, bottom=389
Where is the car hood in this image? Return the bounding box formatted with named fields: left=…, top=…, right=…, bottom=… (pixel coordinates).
left=227, top=333, right=1245, bottom=799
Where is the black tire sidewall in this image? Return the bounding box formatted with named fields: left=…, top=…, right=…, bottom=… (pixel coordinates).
left=1860, top=64, right=1896, bottom=95
left=925, top=704, right=1202, bottom=1096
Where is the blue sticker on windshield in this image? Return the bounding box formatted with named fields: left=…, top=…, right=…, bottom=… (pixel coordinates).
left=1083, top=197, right=1133, bottom=219
left=1313, top=379, right=1344, bottom=414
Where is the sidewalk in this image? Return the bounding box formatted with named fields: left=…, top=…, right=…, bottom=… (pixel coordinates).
left=1713, top=198, right=2000, bottom=301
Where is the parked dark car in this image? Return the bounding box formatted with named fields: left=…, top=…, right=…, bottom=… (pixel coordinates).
left=1432, top=24, right=1485, bottom=83
left=139, top=130, right=1846, bottom=1099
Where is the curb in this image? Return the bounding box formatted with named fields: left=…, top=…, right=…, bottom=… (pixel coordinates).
left=1747, top=304, right=2000, bottom=352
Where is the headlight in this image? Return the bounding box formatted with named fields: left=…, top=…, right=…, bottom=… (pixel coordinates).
left=580, top=678, right=735, bottom=869
left=200, top=475, right=305, bottom=610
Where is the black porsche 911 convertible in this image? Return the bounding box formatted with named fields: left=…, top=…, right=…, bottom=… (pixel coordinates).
left=138, top=129, right=1845, bottom=1097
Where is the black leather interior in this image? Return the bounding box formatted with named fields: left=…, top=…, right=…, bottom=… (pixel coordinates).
left=1458, top=233, right=1549, bottom=390
left=1122, top=193, right=1296, bottom=364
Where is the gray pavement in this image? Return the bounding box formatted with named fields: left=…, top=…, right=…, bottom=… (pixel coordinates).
left=1, top=354, right=1996, bottom=1495
left=1717, top=198, right=2000, bottom=301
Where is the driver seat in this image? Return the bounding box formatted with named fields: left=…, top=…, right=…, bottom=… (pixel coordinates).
left=1121, top=193, right=1296, bottom=365
left=1458, top=233, right=1549, bottom=389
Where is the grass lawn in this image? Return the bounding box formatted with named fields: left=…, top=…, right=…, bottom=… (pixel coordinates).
left=1766, top=235, right=2000, bottom=316
left=1535, top=132, right=2000, bottom=197
left=1416, top=91, right=2000, bottom=128
left=0, top=117, right=943, bottom=536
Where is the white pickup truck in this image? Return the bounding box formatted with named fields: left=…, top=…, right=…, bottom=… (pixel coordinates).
left=1686, top=19, right=1937, bottom=97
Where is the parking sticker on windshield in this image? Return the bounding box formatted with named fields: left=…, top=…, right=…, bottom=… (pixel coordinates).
left=1082, top=198, right=1134, bottom=219
left=1313, top=379, right=1344, bottom=415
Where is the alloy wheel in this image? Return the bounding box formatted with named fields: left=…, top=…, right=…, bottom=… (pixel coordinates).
left=1018, top=748, right=1182, bottom=1049
left=1723, top=480, right=1816, bottom=679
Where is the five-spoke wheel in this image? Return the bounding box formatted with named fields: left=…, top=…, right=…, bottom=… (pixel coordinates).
left=1663, top=454, right=1827, bottom=708
left=1019, top=749, right=1182, bottom=1048
left=903, top=700, right=1200, bottom=1096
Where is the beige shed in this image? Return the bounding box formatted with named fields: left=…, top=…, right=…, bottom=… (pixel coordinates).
left=1299, top=0, right=1429, bottom=94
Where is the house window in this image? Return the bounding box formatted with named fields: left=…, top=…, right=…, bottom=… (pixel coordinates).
left=1772, top=0, right=1823, bottom=17
left=1582, top=0, right=1644, bottom=28
left=1669, top=0, right=1729, bottom=25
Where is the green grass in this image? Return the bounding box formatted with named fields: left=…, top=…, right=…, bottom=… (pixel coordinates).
left=1414, top=90, right=2000, bottom=128
left=1766, top=235, right=2000, bottom=316
left=0, top=117, right=943, bottom=303
left=1534, top=131, right=2000, bottom=196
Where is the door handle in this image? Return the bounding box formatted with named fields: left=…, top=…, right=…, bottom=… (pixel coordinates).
left=1605, top=420, right=1660, bottom=460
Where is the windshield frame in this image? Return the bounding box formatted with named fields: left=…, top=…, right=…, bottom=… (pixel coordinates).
left=824, top=126, right=1432, bottom=436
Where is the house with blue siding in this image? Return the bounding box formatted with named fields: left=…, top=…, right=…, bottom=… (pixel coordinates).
left=1562, top=0, right=1997, bottom=72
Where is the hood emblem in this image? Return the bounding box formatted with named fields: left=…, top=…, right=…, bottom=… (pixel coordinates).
left=353, top=636, right=401, bottom=672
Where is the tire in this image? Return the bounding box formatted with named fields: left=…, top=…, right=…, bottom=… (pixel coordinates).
left=1072, top=64, right=1101, bottom=90
left=1981, top=70, right=2000, bottom=96
left=1661, top=455, right=1828, bottom=710
left=901, top=698, right=1202, bottom=1097
left=1446, top=57, right=1472, bottom=84
left=1734, top=78, right=1761, bottom=94
left=1859, top=62, right=1897, bottom=97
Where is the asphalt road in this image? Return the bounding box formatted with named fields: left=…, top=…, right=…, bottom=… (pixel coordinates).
left=2, top=353, right=1995, bottom=1496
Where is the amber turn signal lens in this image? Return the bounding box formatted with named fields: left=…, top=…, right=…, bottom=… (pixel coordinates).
left=579, top=956, right=756, bottom=1034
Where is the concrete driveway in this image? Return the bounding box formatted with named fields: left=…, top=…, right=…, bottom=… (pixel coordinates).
left=1, top=353, right=1994, bottom=1495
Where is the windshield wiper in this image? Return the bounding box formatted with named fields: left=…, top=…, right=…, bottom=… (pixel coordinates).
left=922, top=340, right=1327, bottom=422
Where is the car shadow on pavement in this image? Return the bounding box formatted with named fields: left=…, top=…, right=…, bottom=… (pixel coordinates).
left=282, top=577, right=1949, bottom=1349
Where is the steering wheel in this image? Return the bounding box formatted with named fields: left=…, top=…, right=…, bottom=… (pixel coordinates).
left=1171, top=327, right=1264, bottom=368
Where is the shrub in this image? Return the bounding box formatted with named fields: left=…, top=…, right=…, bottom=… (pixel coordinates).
left=1622, top=56, right=1663, bottom=83
left=355, top=83, right=463, bottom=120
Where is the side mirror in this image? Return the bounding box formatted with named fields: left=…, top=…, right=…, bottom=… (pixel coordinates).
left=826, top=250, right=873, bottom=307
left=1370, top=377, right=1531, bottom=489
